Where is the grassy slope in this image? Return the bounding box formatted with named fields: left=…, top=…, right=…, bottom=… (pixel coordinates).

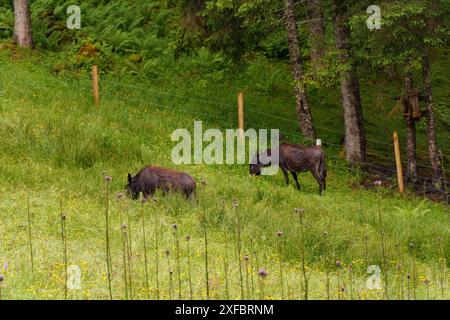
left=0, top=46, right=448, bottom=300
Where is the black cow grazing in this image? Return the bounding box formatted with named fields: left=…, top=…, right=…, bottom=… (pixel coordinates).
left=250, top=143, right=327, bottom=195
left=126, top=166, right=196, bottom=200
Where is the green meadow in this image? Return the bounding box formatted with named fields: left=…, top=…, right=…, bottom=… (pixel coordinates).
left=0, top=44, right=448, bottom=300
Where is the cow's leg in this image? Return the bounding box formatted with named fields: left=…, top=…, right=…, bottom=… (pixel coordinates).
left=281, top=167, right=289, bottom=185
left=311, top=169, right=323, bottom=195
left=186, top=188, right=195, bottom=201
left=318, top=165, right=327, bottom=191
left=141, top=182, right=155, bottom=201
left=291, top=171, right=301, bottom=190
left=143, top=189, right=154, bottom=201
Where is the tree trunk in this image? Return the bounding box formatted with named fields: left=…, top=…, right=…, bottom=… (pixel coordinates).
left=283, top=0, right=316, bottom=140
left=403, top=74, right=417, bottom=185
left=423, top=52, right=442, bottom=190
left=333, top=4, right=366, bottom=164
left=405, top=119, right=417, bottom=185
left=306, top=0, right=326, bottom=68
left=13, top=0, right=33, bottom=48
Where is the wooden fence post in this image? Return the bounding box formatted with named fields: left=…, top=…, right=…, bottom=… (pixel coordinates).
left=393, top=131, right=405, bottom=193
left=238, top=92, right=244, bottom=140
left=91, top=65, right=100, bottom=107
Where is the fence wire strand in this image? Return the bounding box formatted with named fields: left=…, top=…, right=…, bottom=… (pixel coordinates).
left=18, top=65, right=449, bottom=194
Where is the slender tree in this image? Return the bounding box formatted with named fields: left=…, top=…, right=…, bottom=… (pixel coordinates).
left=306, top=0, right=326, bottom=67
left=348, top=0, right=447, bottom=176
left=403, top=73, right=417, bottom=185
left=13, top=0, right=33, bottom=48
left=332, top=1, right=366, bottom=164
left=422, top=50, right=442, bottom=190
left=283, top=0, right=316, bottom=140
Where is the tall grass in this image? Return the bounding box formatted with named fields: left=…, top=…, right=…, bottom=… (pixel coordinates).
left=186, top=235, right=193, bottom=300
left=60, top=199, right=68, bottom=299
left=249, top=238, right=256, bottom=299
left=233, top=200, right=244, bottom=300
left=154, top=213, right=161, bottom=300
left=202, top=212, right=210, bottom=299
left=223, top=226, right=230, bottom=299
left=0, top=273, right=4, bottom=299
left=323, top=231, right=331, bottom=300
left=296, top=208, right=309, bottom=300
left=125, top=205, right=133, bottom=299
left=437, top=237, right=447, bottom=298
left=26, top=195, right=35, bottom=284
left=395, top=242, right=404, bottom=300
left=410, top=242, right=417, bottom=300
left=140, top=202, right=150, bottom=299
left=165, top=249, right=173, bottom=300
left=120, top=223, right=129, bottom=299
left=0, top=52, right=448, bottom=300
left=172, top=224, right=182, bottom=299
left=276, top=231, right=284, bottom=299
left=376, top=187, right=389, bottom=299
left=103, top=174, right=113, bottom=299
left=244, top=254, right=250, bottom=299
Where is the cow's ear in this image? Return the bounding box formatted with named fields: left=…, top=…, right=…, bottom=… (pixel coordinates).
left=127, top=173, right=132, bottom=183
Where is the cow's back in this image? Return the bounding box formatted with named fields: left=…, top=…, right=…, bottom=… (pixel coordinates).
left=140, top=165, right=195, bottom=193
left=280, top=143, right=322, bottom=172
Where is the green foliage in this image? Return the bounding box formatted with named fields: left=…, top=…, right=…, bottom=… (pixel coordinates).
left=0, top=4, right=13, bottom=38
left=174, top=0, right=283, bottom=61
left=304, top=49, right=352, bottom=89
left=350, top=0, right=449, bottom=74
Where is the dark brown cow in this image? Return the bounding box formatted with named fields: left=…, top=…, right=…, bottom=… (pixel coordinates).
left=126, top=166, right=196, bottom=200
left=250, top=143, right=327, bottom=195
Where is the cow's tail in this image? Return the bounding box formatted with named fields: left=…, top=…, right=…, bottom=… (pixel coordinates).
left=319, top=151, right=327, bottom=190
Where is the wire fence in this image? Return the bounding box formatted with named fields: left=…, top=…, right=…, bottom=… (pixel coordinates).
left=15, top=63, right=449, bottom=200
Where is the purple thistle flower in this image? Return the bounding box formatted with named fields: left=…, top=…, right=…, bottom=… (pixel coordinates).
left=0, top=274, right=4, bottom=282
left=335, top=260, right=342, bottom=268
left=4, top=263, right=8, bottom=271
left=374, top=180, right=382, bottom=187
left=258, top=268, right=268, bottom=277
left=104, top=175, right=112, bottom=182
